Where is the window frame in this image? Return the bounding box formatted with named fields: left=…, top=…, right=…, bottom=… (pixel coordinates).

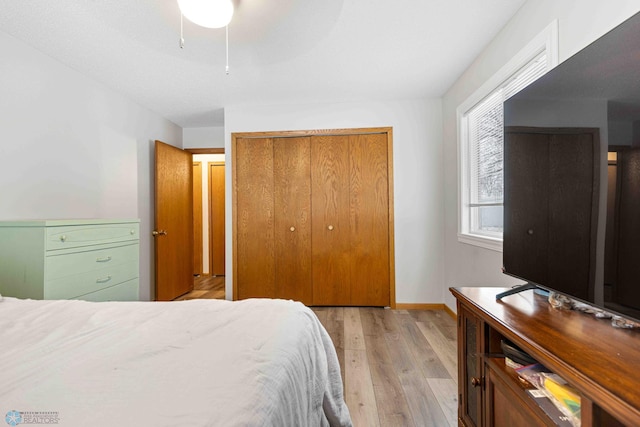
left=457, top=20, right=559, bottom=252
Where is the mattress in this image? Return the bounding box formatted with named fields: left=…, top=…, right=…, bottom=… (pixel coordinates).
left=0, top=295, right=352, bottom=426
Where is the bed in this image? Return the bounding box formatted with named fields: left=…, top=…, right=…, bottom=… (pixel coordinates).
left=0, top=295, right=352, bottom=426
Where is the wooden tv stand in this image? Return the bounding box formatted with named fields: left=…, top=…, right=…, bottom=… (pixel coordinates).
left=451, top=287, right=640, bottom=427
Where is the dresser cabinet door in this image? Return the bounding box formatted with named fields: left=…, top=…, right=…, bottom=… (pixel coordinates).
left=484, top=361, right=551, bottom=427
left=458, top=304, right=483, bottom=427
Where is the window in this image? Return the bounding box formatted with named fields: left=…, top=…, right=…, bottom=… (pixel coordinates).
left=458, top=21, right=558, bottom=251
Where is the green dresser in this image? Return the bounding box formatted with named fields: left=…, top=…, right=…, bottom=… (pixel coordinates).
left=0, top=219, right=140, bottom=301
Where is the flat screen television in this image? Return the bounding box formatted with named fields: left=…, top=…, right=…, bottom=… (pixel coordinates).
left=501, top=11, right=640, bottom=322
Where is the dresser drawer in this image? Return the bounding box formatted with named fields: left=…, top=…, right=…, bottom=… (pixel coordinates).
left=45, top=260, right=138, bottom=299
left=46, top=223, right=139, bottom=251
left=72, top=278, right=139, bottom=302
left=45, top=243, right=138, bottom=280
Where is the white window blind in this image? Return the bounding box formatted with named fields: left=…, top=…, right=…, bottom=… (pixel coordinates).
left=464, top=52, right=549, bottom=237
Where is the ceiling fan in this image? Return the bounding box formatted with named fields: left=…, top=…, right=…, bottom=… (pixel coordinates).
left=177, top=0, right=236, bottom=73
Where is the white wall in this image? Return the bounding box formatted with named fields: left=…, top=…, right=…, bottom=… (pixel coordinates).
left=442, top=0, right=640, bottom=311
left=0, top=30, right=182, bottom=301
left=183, top=126, right=225, bottom=148
left=224, top=99, right=444, bottom=305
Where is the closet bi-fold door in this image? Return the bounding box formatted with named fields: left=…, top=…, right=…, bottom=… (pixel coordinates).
left=311, top=136, right=351, bottom=305
left=273, top=137, right=312, bottom=304
left=235, top=138, right=275, bottom=300
left=234, top=129, right=394, bottom=307
left=311, top=133, right=390, bottom=306
left=235, top=136, right=312, bottom=304
left=349, top=133, right=390, bottom=306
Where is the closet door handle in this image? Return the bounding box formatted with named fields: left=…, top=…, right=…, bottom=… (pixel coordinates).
left=327, top=225, right=334, bottom=231
left=152, top=230, right=167, bottom=236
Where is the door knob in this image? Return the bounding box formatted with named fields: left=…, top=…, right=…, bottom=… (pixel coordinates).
left=327, top=225, right=334, bottom=231
left=290, top=226, right=296, bottom=232
left=152, top=230, right=168, bottom=236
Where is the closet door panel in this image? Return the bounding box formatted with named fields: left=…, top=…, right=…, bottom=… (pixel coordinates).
left=311, top=135, right=351, bottom=305
left=274, top=137, right=312, bottom=304
left=235, top=138, right=275, bottom=299
left=349, top=133, right=390, bottom=306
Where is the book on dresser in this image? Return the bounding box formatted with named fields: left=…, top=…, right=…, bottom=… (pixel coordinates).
left=526, top=389, right=575, bottom=427
left=0, top=219, right=140, bottom=302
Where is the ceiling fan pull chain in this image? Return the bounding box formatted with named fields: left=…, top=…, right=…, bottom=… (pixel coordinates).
left=179, top=12, right=185, bottom=49
left=225, top=24, right=230, bottom=75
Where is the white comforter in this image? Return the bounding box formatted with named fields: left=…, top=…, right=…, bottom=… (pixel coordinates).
left=0, top=296, right=352, bottom=427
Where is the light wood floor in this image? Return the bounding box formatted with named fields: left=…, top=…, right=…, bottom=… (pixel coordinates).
left=174, top=275, right=225, bottom=300
left=312, top=307, right=458, bottom=427
left=176, top=279, right=458, bottom=426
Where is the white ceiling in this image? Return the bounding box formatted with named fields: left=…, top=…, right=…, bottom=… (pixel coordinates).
left=0, top=0, right=526, bottom=128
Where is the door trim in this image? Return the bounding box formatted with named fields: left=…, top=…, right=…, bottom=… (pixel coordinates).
left=231, top=127, right=396, bottom=308
left=187, top=148, right=225, bottom=154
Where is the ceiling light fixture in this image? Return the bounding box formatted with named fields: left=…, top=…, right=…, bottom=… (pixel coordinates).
left=177, top=0, right=234, bottom=74
left=177, top=0, right=234, bottom=29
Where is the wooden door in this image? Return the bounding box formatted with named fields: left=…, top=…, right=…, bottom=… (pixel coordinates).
left=235, top=138, right=275, bottom=299
left=209, top=162, right=226, bottom=276
left=274, top=137, right=312, bottom=304
left=154, top=140, right=194, bottom=301
left=193, top=161, right=203, bottom=275
left=233, top=128, right=395, bottom=307
left=311, top=135, right=351, bottom=305
left=349, top=133, right=390, bottom=306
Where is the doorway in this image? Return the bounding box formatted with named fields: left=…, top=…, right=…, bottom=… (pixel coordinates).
left=187, top=148, right=226, bottom=300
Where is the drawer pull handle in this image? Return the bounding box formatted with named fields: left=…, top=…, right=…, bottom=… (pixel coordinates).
left=327, top=225, right=334, bottom=231
left=60, top=235, right=67, bottom=242
left=96, top=276, right=112, bottom=284
left=96, top=256, right=112, bottom=263
left=130, top=229, right=135, bottom=235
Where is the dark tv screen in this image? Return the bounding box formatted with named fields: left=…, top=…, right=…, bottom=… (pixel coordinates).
left=502, top=11, right=640, bottom=321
